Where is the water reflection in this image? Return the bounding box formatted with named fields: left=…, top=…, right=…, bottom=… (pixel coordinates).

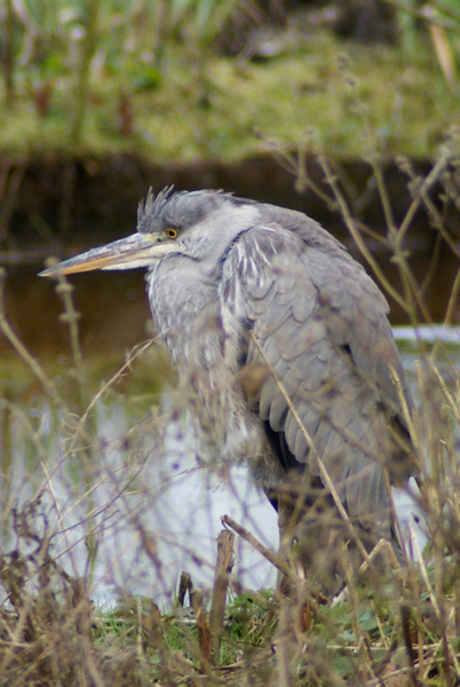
left=1, top=327, right=459, bottom=608
left=0, top=379, right=279, bottom=608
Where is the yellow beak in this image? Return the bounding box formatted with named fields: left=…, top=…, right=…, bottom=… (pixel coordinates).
left=39, top=233, right=161, bottom=277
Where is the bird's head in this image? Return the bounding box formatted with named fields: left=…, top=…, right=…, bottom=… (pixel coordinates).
left=39, top=188, right=261, bottom=277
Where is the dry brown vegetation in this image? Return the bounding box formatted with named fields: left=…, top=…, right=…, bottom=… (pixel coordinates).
left=0, top=133, right=459, bottom=686
left=1, top=3, right=460, bottom=682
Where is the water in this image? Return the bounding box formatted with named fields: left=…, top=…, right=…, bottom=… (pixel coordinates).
left=0, top=357, right=280, bottom=608
left=1, top=325, right=459, bottom=609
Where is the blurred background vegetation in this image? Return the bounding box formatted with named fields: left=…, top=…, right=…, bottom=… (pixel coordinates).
left=1, top=0, right=459, bottom=161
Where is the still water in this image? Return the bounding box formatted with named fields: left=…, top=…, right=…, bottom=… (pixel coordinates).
left=1, top=325, right=459, bottom=609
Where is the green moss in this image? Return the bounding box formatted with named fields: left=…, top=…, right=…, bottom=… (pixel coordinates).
left=1, top=30, right=458, bottom=163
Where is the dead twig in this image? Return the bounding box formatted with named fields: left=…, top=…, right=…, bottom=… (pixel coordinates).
left=190, top=591, right=212, bottom=673
left=210, top=529, right=234, bottom=663
left=221, top=514, right=291, bottom=578
left=178, top=571, right=193, bottom=607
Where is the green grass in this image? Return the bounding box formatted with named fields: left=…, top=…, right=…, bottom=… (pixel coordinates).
left=1, top=29, right=458, bottom=164
left=91, top=591, right=279, bottom=680
left=34, top=565, right=454, bottom=686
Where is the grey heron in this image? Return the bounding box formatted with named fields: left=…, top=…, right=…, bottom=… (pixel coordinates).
left=40, top=188, right=417, bottom=582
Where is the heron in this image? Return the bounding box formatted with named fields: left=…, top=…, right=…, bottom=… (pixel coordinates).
left=40, top=188, right=417, bottom=583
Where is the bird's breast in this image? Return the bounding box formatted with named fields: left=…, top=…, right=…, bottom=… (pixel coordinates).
left=146, top=261, right=267, bottom=464
left=147, top=262, right=221, bottom=363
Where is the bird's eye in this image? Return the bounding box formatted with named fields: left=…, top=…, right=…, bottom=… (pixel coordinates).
left=165, top=228, right=178, bottom=240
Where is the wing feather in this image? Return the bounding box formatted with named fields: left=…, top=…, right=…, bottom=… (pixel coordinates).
left=220, top=222, right=415, bottom=535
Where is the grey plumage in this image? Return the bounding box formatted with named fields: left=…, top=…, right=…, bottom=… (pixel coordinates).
left=40, top=187, right=417, bottom=578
